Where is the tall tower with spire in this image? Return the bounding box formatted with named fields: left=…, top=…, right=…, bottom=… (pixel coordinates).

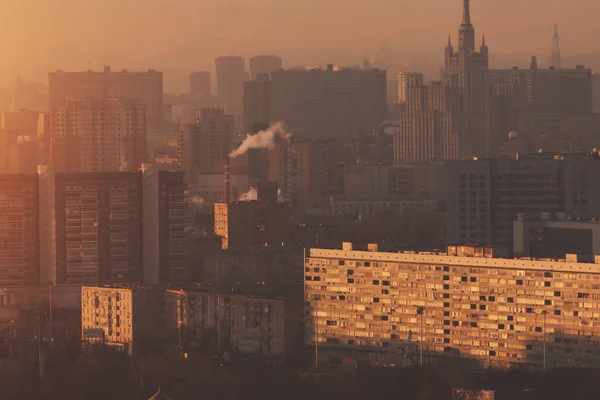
left=551, top=23, right=562, bottom=69
left=443, top=0, right=491, bottom=157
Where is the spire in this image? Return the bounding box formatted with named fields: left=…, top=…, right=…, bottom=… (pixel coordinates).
left=462, top=0, right=471, bottom=26
left=551, top=23, right=562, bottom=69
left=447, top=35, right=452, bottom=47
left=482, top=34, right=486, bottom=47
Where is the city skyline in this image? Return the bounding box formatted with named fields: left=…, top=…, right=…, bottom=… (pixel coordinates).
left=2, top=0, right=600, bottom=82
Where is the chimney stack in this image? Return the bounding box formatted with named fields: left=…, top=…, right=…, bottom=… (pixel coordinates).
left=225, top=158, right=231, bottom=203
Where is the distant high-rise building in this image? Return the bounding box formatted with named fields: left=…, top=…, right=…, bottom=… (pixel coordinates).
left=269, top=65, right=387, bottom=139
left=48, top=66, right=163, bottom=149
left=142, top=165, right=189, bottom=284
left=0, top=174, right=39, bottom=286
left=38, top=168, right=143, bottom=285
left=446, top=153, right=600, bottom=248
left=9, top=135, right=38, bottom=173
left=394, top=73, right=458, bottom=163
left=50, top=99, right=147, bottom=173
left=179, top=108, right=234, bottom=178
left=0, top=109, right=41, bottom=172
left=268, top=140, right=342, bottom=208
left=215, top=56, right=246, bottom=119
left=249, top=55, right=283, bottom=80
left=13, top=76, right=48, bottom=111
left=443, top=0, right=491, bottom=157
left=189, top=71, right=211, bottom=95
left=243, top=74, right=271, bottom=132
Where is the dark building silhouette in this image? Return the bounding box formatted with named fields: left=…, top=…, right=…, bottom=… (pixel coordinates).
left=189, top=71, right=211, bottom=95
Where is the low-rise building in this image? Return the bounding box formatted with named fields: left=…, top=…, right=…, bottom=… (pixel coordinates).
left=305, top=242, right=600, bottom=369
left=514, top=212, right=600, bottom=259
left=81, top=286, right=165, bottom=357
left=165, top=284, right=303, bottom=360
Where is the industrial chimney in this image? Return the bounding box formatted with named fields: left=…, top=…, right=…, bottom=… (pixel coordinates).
left=224, top=158, right=231, bottom=203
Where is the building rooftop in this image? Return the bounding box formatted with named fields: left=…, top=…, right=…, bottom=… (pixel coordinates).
left=517, top=212, right=600, bottom=224
left=308, top=243, right=600, bottom=275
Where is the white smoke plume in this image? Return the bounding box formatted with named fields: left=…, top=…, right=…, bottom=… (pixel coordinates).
left=238, top=187, right=258, bottom=201
left=229, top=121, right=291, bottom=158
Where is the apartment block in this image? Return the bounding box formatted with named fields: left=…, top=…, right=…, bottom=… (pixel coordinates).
left=48, top=66, right=163, bottom=148
left=179, top=108, right=234, bottom=178
left=39, top=168, right=143, bottom=285
left=50, top=99, right=147, bottom=173
left=269, top=65, right=386, bottom=140
left=513, top=213, right=600, bottom=259
left=81, top=286, right=165, bottom=356
left=446, top=153, right=600, bottom=247
left=165, top=286, right=303, bottom=359
left=305, top=243, right=600, bottom=369
left=0, top=174, right=39, bottom=286
left=142, top=165, right=189, bottom=284
left=214, top=200, right=289, bottom=250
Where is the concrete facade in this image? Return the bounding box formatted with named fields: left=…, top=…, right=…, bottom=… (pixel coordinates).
left=305, top=243, right=600, bottom=369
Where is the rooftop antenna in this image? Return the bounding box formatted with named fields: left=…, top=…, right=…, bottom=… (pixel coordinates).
left=550, top=23, right=562, bottom=69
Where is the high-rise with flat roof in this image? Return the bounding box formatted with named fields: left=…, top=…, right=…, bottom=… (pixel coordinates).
left=249, top=55, right=283, bottom=80
left=39, top=168, right=143, bottom=285
left=305, top=243, right=600, bottom=369
left=48, top=66, right=163, bottom=149
left=142, top=165, right=189, bottom=284
left=189, top=71, right=211, bottom=95
left=180, top=108, right=234, bottom=178
left=0, top=174, right=39, bottom=286
left=50, top=99, right=147, bottom=173
left=446, top=154, right=600, bottom=247
left=269, top=65, right=387, bottom=139
left=215, top=56, right=246, bottom=119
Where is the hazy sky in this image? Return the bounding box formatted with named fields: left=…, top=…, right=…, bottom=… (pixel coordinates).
left=2, top=0, right=599, bottom=80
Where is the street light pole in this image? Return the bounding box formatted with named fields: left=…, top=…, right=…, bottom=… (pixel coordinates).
left=542, top=310, right=547, bottom=373
left=417, top=306, right=424, bottom=366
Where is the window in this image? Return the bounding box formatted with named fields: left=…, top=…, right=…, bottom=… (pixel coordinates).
left=479, top=305, right=487, bottom=310
left=554, top=291, right=561, bottom=297
left=382, top=280, right=390, bottom=286
left=443, top=302, right=450, bottom=308
left=544, top=300, right=552, bottom=306
left=339, top=295, right=346, bottom=300
left=347, top=278, right=354, bottom=283
left=372, top=280, right=380, bottom=285
left=578, top=293, right=590, bottom=299
left=489, top=296, right=495, bottom=302
left=544, top=282, right=551, bottom=287
left=452, top=321, right=459, bottom=327
left=471, top=304, right=477, bottom=310
left=306, top=276, right=312, bottom=281
left=470, top=322, right=478, bottom=328
left=470, top=277, right=477, bottom=283
left=443, top=329, right=450, bottom=335
left=526, top=345, right=533, bottom=350
left=443, top=284, right=450, bottom=290
left=314, top=276, right=321, bottom=281
left=444, top=320, right=450, bottom=326
left=373, top=298, right=380, bottom=303
left=461, top=276, right=467, bottom=282
left=479, top=296, right=486, bottom=301
left=443, top=275, right=450, bottom=281
left=489, top=351, right=496, bottom=356
left=516, top=280, right=523, bottom=285
left=574, top=311, right=579, bottom=317
left=507, top=316, right=514, bottom=321
left=508, top=297, right=514, bottom=303
left=364, top=262, right=371, bottom=267
left=339, top=260, right=345, bottom=266
left=381, top=316, right=389, bottom=321
left=443, top=311, right=450, bottom=317
left=554, top=310, right=561, bottom=316
left=444, top=338, right=450, bottom=344
left=526, top=308, right=533, bottom=313
left=381, top=289, right=389, bottom=295
left=544, top=272, right=553, bottom=278
left=443, top=293, right=450, bottom=299
left=347, top=270, right=354, bottom=275
left=443, top=266, right=449, bottom=272
left=535, top=327, right=542, bottom=333
left=498, top=324, right=505, bottom=329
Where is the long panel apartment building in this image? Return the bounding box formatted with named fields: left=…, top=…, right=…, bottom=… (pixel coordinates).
left=305, top=243, right=600, bottom=369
